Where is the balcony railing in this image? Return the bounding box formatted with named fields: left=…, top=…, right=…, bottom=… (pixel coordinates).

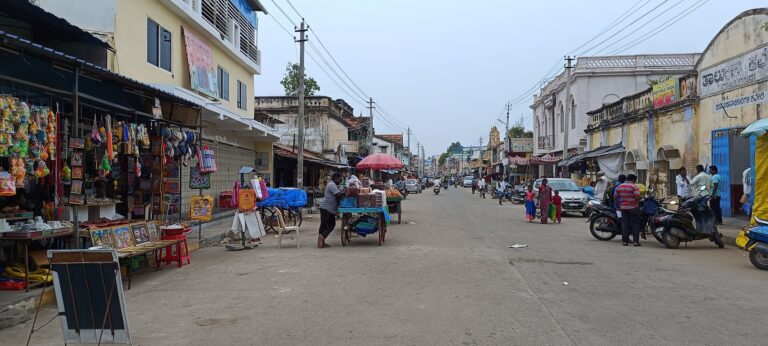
left=538, top=135, right=555, bottom=150
left=587, top=89, right=652, bottom=130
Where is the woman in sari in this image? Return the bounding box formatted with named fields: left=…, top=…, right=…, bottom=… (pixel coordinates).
left=538, top=179, right=553, bottom=224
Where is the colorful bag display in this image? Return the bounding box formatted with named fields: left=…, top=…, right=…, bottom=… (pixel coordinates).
left=0, top=171, right=15, bottom=196
left=238, top=189, right=256, bottom=211
left=189, top=167, right=211, bottom=189
left=197, top=145, right=217, bottom=173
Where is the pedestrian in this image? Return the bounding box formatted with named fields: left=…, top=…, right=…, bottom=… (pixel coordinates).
left=709, top=165, right=723, bottom=225
left=690, top=164, right=711, bottom=197
left=524, top=185, right=536, bottom=222
left=552, top=190, right=563, bottom=224
left=478, top=178, right=487, bottom=198
left=318, top=172, right=345, bottom=248
left=615, top=174, right=642, bottom=246
left=539, top=178, right=553, bottom=224
left=497, top=178, right=507, bottom=205
left=676, top=167, right=691, bottom=198
left=607, top=174, right=626, bottom=207
left=742, top=167, right=753, bottom=204
left=594, top=171, right=609, bottom=202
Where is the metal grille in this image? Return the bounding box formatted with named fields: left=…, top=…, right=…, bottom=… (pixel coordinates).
left=200, top=0, right=259, bottom=65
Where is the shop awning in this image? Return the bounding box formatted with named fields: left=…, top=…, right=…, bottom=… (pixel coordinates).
left=273, top=144, right=347, bottom=169
left=741, top=118, right=768, bottom=138
left=559, top=143, right=624, bottom=166
left=150, top=84, right=279, bottom=139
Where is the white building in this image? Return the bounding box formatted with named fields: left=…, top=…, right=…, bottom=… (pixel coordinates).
left=531, top=54, right=699, bottom=177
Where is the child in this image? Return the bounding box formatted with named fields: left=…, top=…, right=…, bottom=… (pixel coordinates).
left=524, top=185, right=536, bottom=222
left=552, top=190, right=563, bottom=224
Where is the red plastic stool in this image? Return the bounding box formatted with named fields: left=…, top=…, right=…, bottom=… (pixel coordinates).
left=159, top=233, right=191, bottom=268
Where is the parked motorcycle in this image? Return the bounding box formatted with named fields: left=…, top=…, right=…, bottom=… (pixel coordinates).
left=738, top=217, right=768, bottom=270
left=653, top=186, right=724, bottom=249
left=510, top=186, right=526, bottom=204
left=587, top=192, right=668, bottom=243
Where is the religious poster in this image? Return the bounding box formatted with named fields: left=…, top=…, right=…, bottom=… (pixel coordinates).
left=190, top=195, right=213, bottom=221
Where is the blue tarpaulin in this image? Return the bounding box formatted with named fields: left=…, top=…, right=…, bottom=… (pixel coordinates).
left=228, top=0, right=259, bottom=28
left=257, top=188, right=307, bottom=208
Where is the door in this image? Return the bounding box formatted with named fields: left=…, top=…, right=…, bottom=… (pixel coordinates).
left=711, top=129, right=731, bottom=217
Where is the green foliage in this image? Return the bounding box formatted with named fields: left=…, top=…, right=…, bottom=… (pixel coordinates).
left=507, top=123, right=533, bottom=139
left=446, top=142, right=463, bottom=153
left=280, top=63, right=320, bottom=96
left=438, top=152, right=449, bottom=166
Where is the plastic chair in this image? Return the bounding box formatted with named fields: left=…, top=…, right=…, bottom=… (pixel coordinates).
left=276, top=209, right=300, bottom=248
left=159, top=233, right=191, bottom=268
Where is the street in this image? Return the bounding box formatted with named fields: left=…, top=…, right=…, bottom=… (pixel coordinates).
left=4, top=187, right=768, bottom=345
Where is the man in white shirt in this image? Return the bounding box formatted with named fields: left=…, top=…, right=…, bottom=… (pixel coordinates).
left=497, top=179, right=508, bottom=205
left=594, top=171, right=609, bottom=201
left=743, top=167, right=753, bottom=197
left=689, top=164, right=711, bottom=197
left=675, top=167, right=691, bottom=198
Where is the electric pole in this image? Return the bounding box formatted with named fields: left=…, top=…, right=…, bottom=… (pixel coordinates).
left=504, top=102, right=510, bottom=182
left=562, top=56, right=575, bottom=178
left=295, top=19, right=308, bottom=188
left=367, top=97, right=375, bottom=155
left=407, top=127, right=411, bottom=150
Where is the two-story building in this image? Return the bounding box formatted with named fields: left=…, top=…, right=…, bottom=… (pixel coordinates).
left=38, top=0, right=279, bottom=209
left=531, top=54, right=699, bottom=177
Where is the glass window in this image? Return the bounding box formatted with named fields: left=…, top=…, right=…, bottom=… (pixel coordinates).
left=147, top=19, right=158, bottom=66
left=217, top=66, right=229, bottom=101
left=237, top=80, right=247, bottom=110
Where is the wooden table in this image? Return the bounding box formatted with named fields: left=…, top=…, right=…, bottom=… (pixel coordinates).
left=117, top=239, right=184, bottom=289
left=1, top=228, right=73, bottom=292
left=338, top=207, right=390, bottom=246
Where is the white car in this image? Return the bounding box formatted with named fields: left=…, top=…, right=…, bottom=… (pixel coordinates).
left=533, top=178, right=590, bottom=216
left=404, top=179, right=420, bottom=193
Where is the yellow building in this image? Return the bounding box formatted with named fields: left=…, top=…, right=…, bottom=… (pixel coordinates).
left=39, top=0, right=280, bottom=210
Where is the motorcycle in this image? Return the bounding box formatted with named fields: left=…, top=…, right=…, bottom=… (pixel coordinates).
left=510, top=186, right=526, bottom=204
left=653, top=186, right=724, bottom=249
left=479, top=186, right=486, bottom=198
left=587, top=192, right=668, bottom=243
left=433, top=185, right=441, bottom=195
left=395, top=181, right=409, bottom=199
left=738, top=217, right=768, bottom=270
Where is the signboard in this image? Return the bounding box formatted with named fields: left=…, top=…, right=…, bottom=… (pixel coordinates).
left=714, top=89, right=767, bottom=112
left=511, top=138, right=533, bottom=153
left=190, top=195, right=214, bottom=221
left=183, top=28, right=218, bottom=98
left=700, top=45, right=768, bottom=97
left=652, top=78, right=678, bottom=109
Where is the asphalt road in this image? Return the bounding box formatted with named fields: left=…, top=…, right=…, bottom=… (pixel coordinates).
left=4, top=187, right=768, bottom=345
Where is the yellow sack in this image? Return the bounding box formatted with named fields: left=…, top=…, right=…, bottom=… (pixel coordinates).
left=736, top=230, right=750, bottom=249
left=4, top=265, right=53, bottom=283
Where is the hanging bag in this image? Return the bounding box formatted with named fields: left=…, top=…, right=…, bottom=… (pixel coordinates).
left=238, top=189, right=256, bottom=211
left=197, top=145, right=217, bottom=173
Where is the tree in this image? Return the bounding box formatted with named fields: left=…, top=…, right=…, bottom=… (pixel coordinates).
left=280, top=62, right=320, bottom=96
left=438, top=152, right=449, bottom=166
left=446, top=142, right=463, bottom=153
left=507, top=124, right=533, bottom=139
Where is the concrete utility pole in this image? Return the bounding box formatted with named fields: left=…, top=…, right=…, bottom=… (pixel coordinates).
left=562, top=55, right=575, bottom=178
left=504, top=102, right=510, bottom=181
left=367, top=97, right=375, bottom=154
left=296, top=19, right=308, bottom=188
left=407, top=127, right=411, bottom=150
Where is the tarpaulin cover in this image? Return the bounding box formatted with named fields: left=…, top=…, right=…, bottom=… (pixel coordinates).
left=257, top=188, right=307, bottom=208
left=752, top=134, right=768, bottom=225
left=597, top=153, right=624, bottom=180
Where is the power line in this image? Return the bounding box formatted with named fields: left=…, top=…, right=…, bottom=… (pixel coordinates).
left=269, top=0, right=299, bottom=26
left=608, top=0, right=709, bottom=55
left=566, top=0, right=652, bottom=55
left=284, top=0, right=303, bottom=18
left=591, top=0, right=686, bottom=56
left=577, top=0, right=670, bottom=56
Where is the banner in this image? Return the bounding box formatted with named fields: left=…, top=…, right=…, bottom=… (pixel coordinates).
left=700, top=45, right=768, bottom=97
left=510, top=138, right=533, bottom=153
left=183, top=28, right=218, bottom=98
left=714, top=89, right=767, bottom=112
left=652, top=78, right=678, bottom=109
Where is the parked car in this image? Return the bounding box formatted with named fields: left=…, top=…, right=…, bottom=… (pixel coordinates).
left=404, top=179, right=421, bottom=193
left=462, top=176, right=474, bottom=188
left=533, top=178, right=589, bottom=216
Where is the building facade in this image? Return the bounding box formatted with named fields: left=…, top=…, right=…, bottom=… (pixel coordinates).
left=531, top=54, right=699, bottom=177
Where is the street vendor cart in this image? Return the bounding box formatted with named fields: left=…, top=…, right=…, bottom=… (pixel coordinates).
left=338, top=207, right=390, bottom=246
left=356, top=153, right=405, bottom=226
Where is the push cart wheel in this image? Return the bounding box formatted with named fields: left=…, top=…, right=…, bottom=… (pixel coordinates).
left=341, top=214, right=349, bottom=247
left=261, top=208, right=276, bottom=233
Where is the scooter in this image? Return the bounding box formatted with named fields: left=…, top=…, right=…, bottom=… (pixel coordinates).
left=653, top=186, right=724, bottom=249
left=433, top=185, right=441, bottom=195
left=739, top=217, right=768, bottom=270
left=587, top=193, right=668, bottom=243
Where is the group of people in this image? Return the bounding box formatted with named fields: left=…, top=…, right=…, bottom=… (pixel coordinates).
left=675, top=165, right=735, bottom=225
left=522, top=179, right=563, bottom=224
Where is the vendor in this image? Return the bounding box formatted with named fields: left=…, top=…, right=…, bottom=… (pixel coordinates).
left=318, top=172, right=345, bottom=248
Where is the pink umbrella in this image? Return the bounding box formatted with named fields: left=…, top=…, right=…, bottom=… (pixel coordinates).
left=356, top=154, right=405, bottom=170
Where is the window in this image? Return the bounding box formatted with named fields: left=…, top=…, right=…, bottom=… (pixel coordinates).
left=571, top=99, right=576, bottom=129
left=147, top=18, right=171, bottom=72
left=228, top=20, right=241, bottom=48
left=559, top=104, right=564, bottom=133
left=217, top=66, right=229, bottom=101
left=237, top=80, right=247, bottom=110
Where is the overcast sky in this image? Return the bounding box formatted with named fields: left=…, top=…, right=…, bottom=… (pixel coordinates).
left=255, top=0, right=767, bottom=155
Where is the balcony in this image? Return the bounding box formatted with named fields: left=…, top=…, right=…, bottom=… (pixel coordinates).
left=538, top=135, right=555, bottom=150
left=161, top=0, right=262, bottom=73
left=587, top=89, right=653, bottom=131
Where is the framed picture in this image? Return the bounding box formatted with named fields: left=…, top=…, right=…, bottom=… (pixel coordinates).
left=68, top=137, right=85, bottom=149
left=90, top=228, right=115, bottom=248
left=71, top=166, right=84, bottom=179
left=70, top=151, right=84, bottom=167
left=146, top=222, right=160, bottom=242
left=129, top=223, right=150, bottom=245
left=68, top=194, right=84, bottom=205
left=111, top=225, right=134, bottom=249
left=189, top=167, right=210, bottom=189
left=189, top=195, right=213, bottom=221
left=255, top=152, right=269, bottom=171
left=70, top=180, right=83, bottom=194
